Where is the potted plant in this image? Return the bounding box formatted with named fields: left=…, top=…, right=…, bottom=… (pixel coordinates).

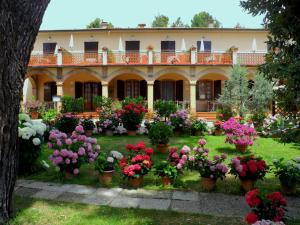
left=187, top=139, right=228, bottom=191
left=191, top=118, right=207, bottom=136
left=213, top=120, right=223, bottom=135
left=273, top=158, right=300, bottom=195
left=95, top=150, right=123, bottom=185
left=54, top=113, right=79, bottom=135
left=154, top=161, right=178, bottom=186
left=120, top=103, right=147, bottom=136
left=170, top=109, right=190, bottom=135
left=119, top=142, right=154, bottom=188
left=24, top=100, right=43, bottom=119
left=230, top=155, right=268, bottom=192
left=222, top=117, right=257, bottom=152
left=244, top=189, right=287, bottom=224
left=81, top=118, right=95, bottom=137
left=154, top=100, right=177, bottom=121
left=97, top=110, right=121, bottom=136
left=148, top=121, right=173, bottom=153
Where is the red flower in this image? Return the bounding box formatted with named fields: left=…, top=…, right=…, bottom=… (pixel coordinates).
left=119, top=157, right=128, bottom=168
left=145, top=148, right=154, bottom=155
left=267, top=192, right=287, bottom=206
left=245, top=189, right=261, bottom=207
left=256, top=160, right=266, bottom=170
left=126, top=144, right=134, bottom=151
left=134, top=141, right=146, bottom=151
left=245, top=212, right=258, bottom=224
left=248, top=164, right=257, bottom=174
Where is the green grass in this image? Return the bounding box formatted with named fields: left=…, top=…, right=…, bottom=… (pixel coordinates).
left=24, top=135, right=300, bottom=195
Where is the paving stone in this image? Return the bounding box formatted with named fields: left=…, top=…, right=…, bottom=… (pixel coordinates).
left=109, top=196, right=141, bottom=208
left=95, top=187, right=122, bottom=198
left=15, top=187, right=41, bottom=197
left=286, top=207, right=300, bottom=219
left=81, top=194, right=113, bottom=206
left=172, top=191, right=199, bottom=201
left=32, top=190, right=63, bottom=200
left=138, top=198, right=171, bottom=210
left=55, top=192, right=88, bottom=203
left=171, top=199, right=201, bottom=213
left=66, top=185, right=96, bottom=195
left=121, top=189, right=172, bottom=199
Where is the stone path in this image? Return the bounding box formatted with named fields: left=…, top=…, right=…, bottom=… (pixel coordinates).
left=15, top=180, right=300, bottom=219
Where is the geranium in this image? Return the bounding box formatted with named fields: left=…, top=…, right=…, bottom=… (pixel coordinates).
left=214, top=120, right=223, bottom=130
left=230, top=155, right=268, bottom=181
left=245, top=189, right=288, bottom=224
left=120, top=103, right=147, bottom=131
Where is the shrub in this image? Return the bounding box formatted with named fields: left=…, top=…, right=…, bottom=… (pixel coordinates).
left=81, top=118, right=95, bottom=131
left=23, top=100, right=44, bottom=113
left=94, top=150, right=123, bottom=174
left=249, top=112, right=267, bottom=132
left=92, top=96, right=113, bottom=112
left=18, top=113, right=47, bottom=175
left=216, top=106, right=234, bottom=121
left=61, top=96, right=84, bottom=113
left=41, top=108, right=59, bottom=125
left=55, top=113, right=79, bottom=134
left=122, top=96, right=146, bottom=107
left=191, top=118, right=207, bottom=135
left=154, top=161, right=179, bottom=180
left=148, top=121, right=173, bottom=145
left=154, top=100, right=177, bottom=120
left=170, top=109, right=190, bottom=132
left=97, top=110, right=121, bottom=131
left=120, top=103, right=147, bottom=131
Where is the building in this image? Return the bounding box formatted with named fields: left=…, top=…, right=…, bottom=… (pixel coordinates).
left=24, top=26, right=267, bottom=118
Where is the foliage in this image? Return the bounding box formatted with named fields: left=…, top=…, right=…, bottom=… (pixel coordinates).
left=151, top=14, right=169, bottom=27
left=230, top=155, right=269, bottom=181
left=86, top=18, right=114, bottom=28
left=97, top=110, right=121, bottom=131
left=40, top=108, right=59, bottom=125
left=23, top=100, right=43, bottom=113
left=120, top=103, right=147, bottom=131
left=272, top=158, right=300, bottom=188
left=94, top=150, right=123, bottom=174
left=171, top=17, right=188, bottom=28
left=81, top=118, right=95, bottom=131
left=241, top=0, right=300, bottom=116
left=249, top=112, right=267, bottom=132
left=191, top=11, right=221, bottom=28
left=244, top=189, right=287, bottom=224
left=154, top=100, right=177, bottom=120
left=191, top=118, right=207, bottom=134
left=216, top=107, right=234, bottom=121
left=122, top=96, right=145, bottom=107
left=170, top=109, right=190, bottom=132
left=48, top=125, right=100, bottom=175
left=61, top=96, right=84, bottom=113
left=214, top=120, right=223, bottom=130
left=54, top=113, right=79, bottom=134
left=154, top=161, right=178, bottom=179
left=92, top=96, right=113, bottom=112
left=148, top=121, right=173, bottom=145
left=18, top=114, right=47, bottom=175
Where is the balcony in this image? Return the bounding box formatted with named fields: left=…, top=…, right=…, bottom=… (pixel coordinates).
left=28, top=51, right=266, bottom=67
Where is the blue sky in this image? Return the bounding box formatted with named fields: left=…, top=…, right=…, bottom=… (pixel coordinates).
left=40, top=0, right=264, bottom=30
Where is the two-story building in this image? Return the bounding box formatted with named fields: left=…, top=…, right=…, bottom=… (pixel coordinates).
left=24, top=26, right=267, bottom=118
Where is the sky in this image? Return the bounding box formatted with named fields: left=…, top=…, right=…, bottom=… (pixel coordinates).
left=40, top=0, right=264, bottom=30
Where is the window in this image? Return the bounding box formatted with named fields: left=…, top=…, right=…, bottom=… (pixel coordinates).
left=125, top=80, right=140, bottom=98
left=125, top=41, right=140, bottom=63
left=84, top=42, right=98, bottom=53
left=125, top=41, right=140, bottom=51
left=44, top=82, right=57, bottom=101
left=43, top=43, right=57, bottom=54
left=197, top=41, right=212, bottom=52
left=161, top=80, right=175, bottom=101
left=196, top=80, right=213, bottom=100
left=161, top=41, right=175, bottom=52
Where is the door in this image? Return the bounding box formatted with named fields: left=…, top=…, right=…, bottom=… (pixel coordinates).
left=42, top=43, right=57, bottom=64
left=161, top=80, right=175, bottom=100
left=125, top=41, right=140, bottom=63
left=44, top=82, right=57, bottom=102
left=84, top=42, right=99, bottom=63
left=161, top=41, right=175, bottom=63
left=75, top=82, right=101, bottom=111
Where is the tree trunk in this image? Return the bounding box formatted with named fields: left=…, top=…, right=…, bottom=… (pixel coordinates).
left=0, top=1, right=49, bottom=223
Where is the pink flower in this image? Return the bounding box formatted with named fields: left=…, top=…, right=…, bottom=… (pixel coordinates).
left=213, top=155, right=219, bottom=160
left=188, top=156, right=195, bottom=162
left=198, top=139, right=206, bottom=146
left=48, top=142, right=53, bottom=148
left=56, top=140, right=62, bottom=147
left=176, top=163, right=183, bottom=169
left=75, top=125, right=84, bottom=134
left=65, top=158, right=70, bottom=164
left=65, top=139, right=72, bottom=145
left=73, top=168, right=79, bottom=175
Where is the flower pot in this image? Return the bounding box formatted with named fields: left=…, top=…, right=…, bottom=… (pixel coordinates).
left=161, top=176, right=173, bottom=186
left=240, top=179, right=257, bottom=192
left=128, top=176, right=143, bottom=188
left=174, top=130, right=183, bottom=136
left=280, top=180, right=297, bottom=195
left=30, top=111, right=39, bottom=120
left=156, top=144, right=169, bottom=154
left=65, top=171, right=74, bottom=180
left=127, top=130, right=137, bottom=136
left=235, top=144, right=248, bottom=153
left=99, top=170, right=114, bottom=185
left=85, top=129, right=93, bottom=137
left=214, top=129, right=222, bottom=136
left=201, top=177, right=217, bottom=191
left=194, top=130, right=204, bottom=137
left=104, top=129, right=114, bottom=136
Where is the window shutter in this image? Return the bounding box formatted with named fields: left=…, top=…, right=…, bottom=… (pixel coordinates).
left=98, top=82, right=102, bottom=96
left=139, top=80, right=147, bottom=99
left=84, top=42, right=99, bottom=53
left=154, top=80, right=161, bottom=100
left=43, top=43, right=57, bottom=54
left=117, top=80, right=125, bottom=100
left=75, top=82, right=83, bottom=98
left=125, top=41, right=140, bottom=51
left=214, top=80, right=222, bottom=100
left=176, top=80, right=183, bottom=101
left=196, top=81, right=200, bottom=100
left=204, top=41, right=212, bottom=52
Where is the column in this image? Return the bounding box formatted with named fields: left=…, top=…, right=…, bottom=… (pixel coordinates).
left=102, top=47, right=108, bottom=65
left=102, top=81, right=109, bottom=98
left=148, top=50, right=153, bottom=64
left=57, top=48, right=62, bottom=65
left=231, top=46, right=238, bottom=65
left=147, top=81, right=154, bottom=112
left=56, top=81, right=64, bottom=112
left=190, top=81, right=197, bottom=115
left=190, top=46, right=197, bottom=64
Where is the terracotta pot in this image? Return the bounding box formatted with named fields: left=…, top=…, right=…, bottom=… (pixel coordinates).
left=174, top=130, right=183, bottom=136
left=99, top=170, right=114, bottom=185
left=156, top=144, right=169, bottom=154
left=194, top=130, right=204, bottom=137
left=240, top=179, right=257, bottom=192
left=85, top=129, right=93, bottom=137
left=280, top=180, right=297, bottom=195
left=30, top=111, right=39, bottom=120
left=214, top=129, right=222, bottom=136
left=201, top=177, right=217, bottom=191
left=128, top=176, right=143, bottom=188
left=127, top=130, right=137, bottom=136
left=235, top=144, right=248, bottom=153
left=104, top=129, right=114, bottom=136
left=161, top=176, right=173, bottom=186
left=65, top=171, right=74, bottom=180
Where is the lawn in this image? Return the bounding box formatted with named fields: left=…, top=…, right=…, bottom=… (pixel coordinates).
left=24, top=135, right=300, bottom=195
left=10, top=197, right=300, bottom=225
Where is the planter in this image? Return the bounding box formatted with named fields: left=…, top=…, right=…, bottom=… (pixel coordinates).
left=161, top=176, right=173, bottom=186
left=201, top=177, right=217, bottom=191
left=128, top=176, right=143, bottom=188
left=240, top=178, right=257, bottom=192
left=99, top=170, right=114, bottom=185
left=30, top=111, right=39, bottom=120
left=193, top=130, right=204, bottom=137
left=104, top=129, right=114, bottom=136
left=280, top=180, right=297, bottom=195
left=65, top=171, right=74, bottom=180
left=174, top=129, right=183, bottom=136
left=127, top=130, right=137, bottom=136
left=156, top=144, right=169, bottom=154
left=214, top=129, right=222, bottom=136
left=235, top=144, right=248, bottom=153
left=85, top=129, right=93, bottom=137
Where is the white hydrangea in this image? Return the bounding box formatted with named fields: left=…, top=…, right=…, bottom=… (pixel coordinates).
left=18, top=113, right=46, bottom=141
left=32, top=138, right=41, bottom=146
left=19, top=113, right=30, bottom=122
left=20, top=127, right=36, bottom=140
left=31, top=122, right=46, bottom=136
left=294, top=157, right=300, bottom=163
left=110, top=150, right=123, bottom=160
left=107, top=156, right=114, bottom=163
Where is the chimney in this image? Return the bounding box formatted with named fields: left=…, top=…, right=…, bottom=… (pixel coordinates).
left=138, top=24, right=146, bottom=29
left=208, top=20, right=215, bottom=28
left=100, top=22, right=108, bottom=29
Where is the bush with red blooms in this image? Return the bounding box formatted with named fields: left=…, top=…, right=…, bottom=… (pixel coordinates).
left=230, top=155, right=269, bottom=181
left=120, top=142, right=154, bottom=179
left=245, top=189, right=288, bottom=224
left=214, top=120, right=223, bottom=130
left=120, top=103, right=147, bottom=131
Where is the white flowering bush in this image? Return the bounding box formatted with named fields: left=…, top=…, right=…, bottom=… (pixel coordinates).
left=18, top=113, right=46, bottom=174
left=94, top=150, right=123, bottom=174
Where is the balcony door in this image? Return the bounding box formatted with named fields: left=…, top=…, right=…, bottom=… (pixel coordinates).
left=161, top=41, right=175, bottom=63
left=84, top=42, right=99, bottom=63
left=154, top=80, right=183, bottom=101
left=117, top=79, right=147, bottom=100
left=125, top=41, right=140, bottom=63
left=197, top=41, right=212, bottom=52
left=75, top=82, right=102, bottom=111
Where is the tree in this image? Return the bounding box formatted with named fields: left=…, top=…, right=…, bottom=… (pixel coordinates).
left=240, top=0, right=300, bottom=116
left=191, top=11, right=221, bottom=28
left=86, top=18, right=114, bottom=29
left=171, top=17, right=189, bottom=28
left=152, top=14, right=169, bottom=27
left=0, top=1, right=49, bottom=223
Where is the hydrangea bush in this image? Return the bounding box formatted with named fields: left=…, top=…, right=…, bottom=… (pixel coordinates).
left=97, top=110, right=121, bottom=132
left=170, top=109, right=191, bottom=133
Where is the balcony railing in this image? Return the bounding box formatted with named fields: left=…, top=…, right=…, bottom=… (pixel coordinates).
left=28, top=50, right=266, bottom=67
